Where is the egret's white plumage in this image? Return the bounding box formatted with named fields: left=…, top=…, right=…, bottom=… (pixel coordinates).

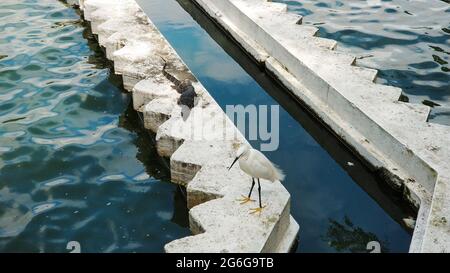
left=228, top=145, right=285, bottom=213
left=235, top=145, right=285, bottom=182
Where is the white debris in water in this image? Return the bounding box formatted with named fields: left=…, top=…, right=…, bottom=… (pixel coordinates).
left=403, top=217, right=416, bottom=229
left=100, top=174, right=126, bottom=182
left=44, top=177, right=72, bottom=187
left=133, top=172, right=150, bottom=181
left=347, top=161, right=354, bottom=166
left=157, top=211, right=172, bottom=221
left=54, top=126, right=67, bottom=132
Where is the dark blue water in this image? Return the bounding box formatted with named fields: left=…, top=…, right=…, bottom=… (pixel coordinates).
left=274, top=0, right=450, bottom=125
left=0, top=0, right=189, bottom=252
left=137, top=0, right=415, bottom=252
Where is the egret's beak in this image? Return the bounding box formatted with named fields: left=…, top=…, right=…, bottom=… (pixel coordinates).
left=228, top=157, right=239, bottom=171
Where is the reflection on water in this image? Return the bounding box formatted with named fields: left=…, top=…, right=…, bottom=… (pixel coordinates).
left=138, top=0, right=414, bottom=252
left=323, top=216, right=390, bottom=253
left=274, top=0, right=450, bottom=124
left=0, top=0, right=189, bottom=252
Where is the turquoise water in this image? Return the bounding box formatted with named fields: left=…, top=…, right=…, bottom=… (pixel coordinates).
left=138, top=0, right=415, bottom=252
left=274, top=0, right=450, bottom=125
left=0, top=0, right=189, bottom=252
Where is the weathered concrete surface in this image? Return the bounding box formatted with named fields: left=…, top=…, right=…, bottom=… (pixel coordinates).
left=165, top=140, right=298, bottom=252
left=65, top=0, right=79, bottom=6
left=74, top=0, right=299, bottom=253
left=192, top=0, right=450, bottom=252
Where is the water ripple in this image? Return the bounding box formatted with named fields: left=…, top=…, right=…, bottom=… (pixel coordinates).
left=276, top=0, right=450, bottom=124
left=0, top=0, right=189, bottom=252
left=31, top=122, right=117, bottom=149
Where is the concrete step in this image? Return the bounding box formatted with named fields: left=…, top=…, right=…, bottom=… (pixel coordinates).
left=89, top=1, right=141, bottom=34
left=83, top=0, right=134, bottom=21
left=170, top=140, right=238, bottom=187
left=165, top=181, right=295, bottom=252
left=351, top=66, right=378, bottom=82
left=262, top=1, right=288, bottom=13
left=112, top=37, right=185, bottom=91
left=132, top=77, right=180, bottom=112
left=284, top=41, right=356, bottom=67
left=102, top=28, right=153, bottom=60
left=143, top=97, right=178, bottom=132
left=308, top=37, right=338, bottom=50
left=97, top=16, right=153, bottom=49
left=155, top=98, right=237, bottom=157
left=112, top=40, right=155, bottom=75
left=167, top=138, right=298, bottom=253
left=376, top=101, right=431, bottom=125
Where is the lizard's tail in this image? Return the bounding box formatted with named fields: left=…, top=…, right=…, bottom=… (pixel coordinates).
left=159, top=55, right=181, bottom=87
left=159, top=55, right=167, bottom=70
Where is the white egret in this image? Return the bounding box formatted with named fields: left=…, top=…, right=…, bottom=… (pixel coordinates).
left=228, top=145, right=285, bottom=214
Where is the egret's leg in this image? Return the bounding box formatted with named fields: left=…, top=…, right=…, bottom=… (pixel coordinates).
left=259, top=179, right=262, bottom=207
left=237, top=178, right=256, bottom=204
left=248, top=178, right=255, bottom=198
left=250, top=179, right=266, bottom=214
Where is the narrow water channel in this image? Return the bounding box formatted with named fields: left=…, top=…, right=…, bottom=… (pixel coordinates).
left=0, top=0, right=189, bottom=252
left=137, top=0, right=415, bottom=252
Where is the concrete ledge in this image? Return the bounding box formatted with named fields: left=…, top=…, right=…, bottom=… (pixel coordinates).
left=155, top=98, right=237, bottom=157
left=192, top=0, right=450, bottom=252
left=132, top=77, right=180, bottom=111
left=143, top=98, right=177, bottom=132
left=76, top=0, right=299, bottom=253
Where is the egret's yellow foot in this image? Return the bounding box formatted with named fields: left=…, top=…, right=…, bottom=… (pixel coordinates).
left=249, top=205, right=266, bottom=214
left=236, top=195, right=255, bottom=204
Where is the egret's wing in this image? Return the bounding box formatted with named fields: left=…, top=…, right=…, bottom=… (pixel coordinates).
left=271, top=163, right=285, bottom=181
left=251, top=150, right=285, bottom=182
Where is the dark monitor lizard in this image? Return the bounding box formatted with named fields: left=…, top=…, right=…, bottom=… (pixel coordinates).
left=160, top=56, right=198, bottom=111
